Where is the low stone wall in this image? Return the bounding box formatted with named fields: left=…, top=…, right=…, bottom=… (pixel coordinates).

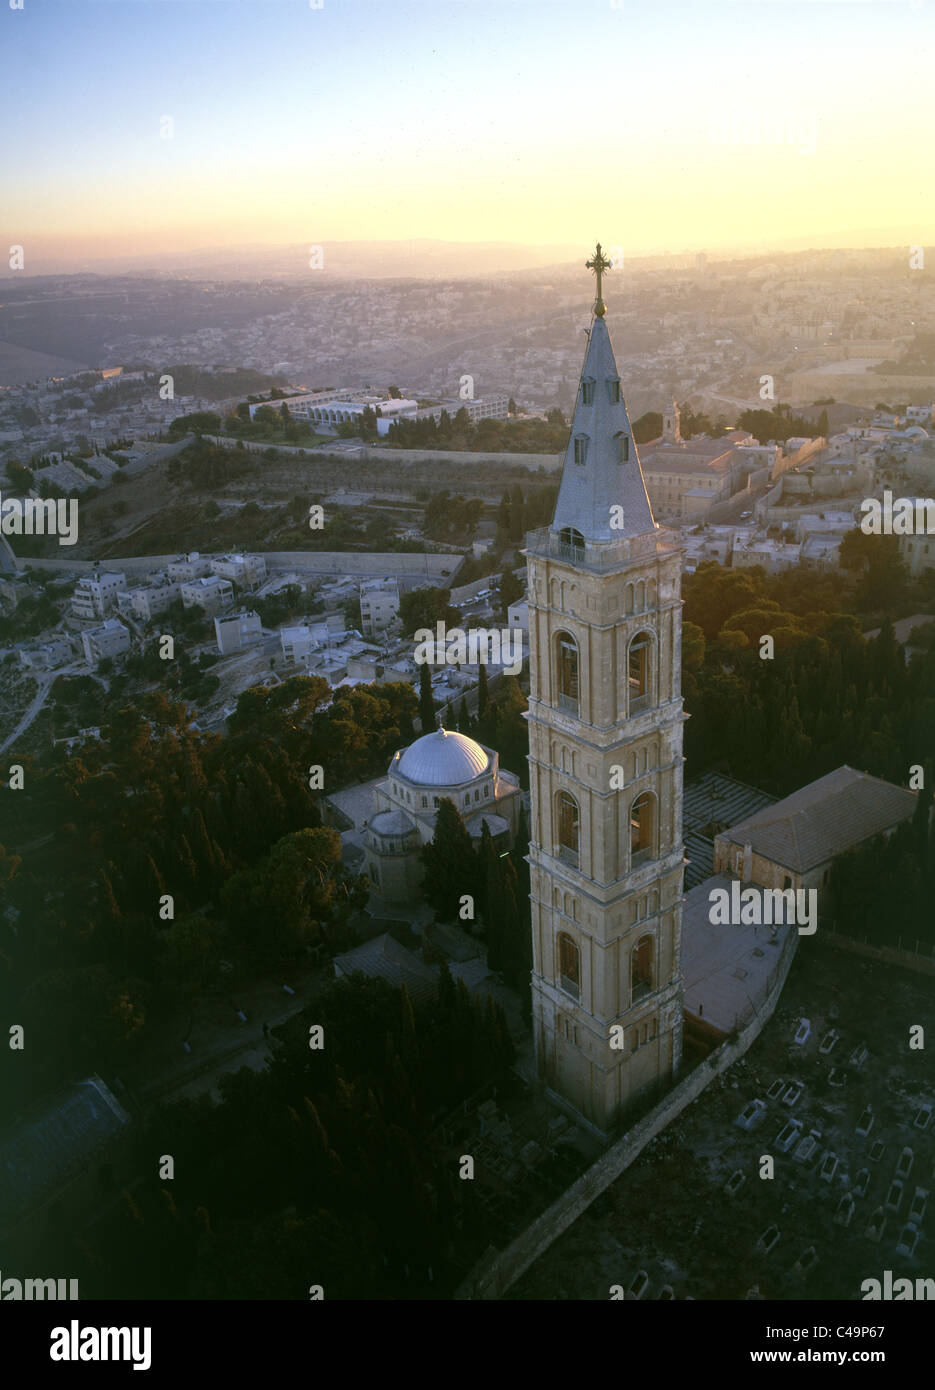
left=358, top=446, right=563, bottom=471
left=261, top=551, right=461, bottom=578
left=821, top=929, right=935, bottom=978
left=17, top=551, right=462, bottom=580
left=456, top=926, right=798, bottom=1299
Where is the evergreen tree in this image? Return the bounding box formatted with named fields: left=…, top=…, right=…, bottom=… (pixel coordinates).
left=509, top=483, right=524, bottom=541
left=477, top=662, right=489, bottom=720
left=420, top=799, right=478, bottom=921
left=418, top=663, right=436, bottom=733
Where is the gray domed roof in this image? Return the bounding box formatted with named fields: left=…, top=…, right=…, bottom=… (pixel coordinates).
left=369, top=809, right=417, bottom=839
left=396, top=728, right=490, bottom=786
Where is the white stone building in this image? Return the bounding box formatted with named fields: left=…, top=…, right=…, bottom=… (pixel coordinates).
left=71, top=572, right=126, bottom=621
left=215, top=609, right=263, bottom=655
left=363, top=728, right=521, bottom=903
left=179, top=575, right=234, bottom=613
left=81, top=619, right=130, bottom=664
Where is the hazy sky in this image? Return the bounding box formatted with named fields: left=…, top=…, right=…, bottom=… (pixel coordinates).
left=3, top=0, right=934, bottom=267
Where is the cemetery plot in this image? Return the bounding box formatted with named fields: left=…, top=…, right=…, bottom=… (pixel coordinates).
left=776, top=1120, right=803, bottom=1153
left=734, top=1098, right=767, bottom=1131
left=895, top=1224, right=920, bottom=1258
left=756, top=1225, right=781, bottom=1255
left=724, top=1169, right=746, bottom=1196
left=896, top=1146, right=914, bottom=1179
left=791, top=1246, right=819, bottom=1278
left=819, top=1152, right=839, bottom=1183
left=908, top=1187, right=928, bottom=1224
left=856, top=1107, right=874, bottom=1137
left=865, top=1208, right=886, bottom=1242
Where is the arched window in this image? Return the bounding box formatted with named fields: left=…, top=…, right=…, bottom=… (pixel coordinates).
left=558, top=932, right=580, bottom=1000
left=630, top=792, right=655, bottom=866
left=628, top=630, right=652, bottom=711
left=558, top=526, right=584, bottom=561
left=632, top=934, right=654, bottom=1001
left=555, top=631, right=579, bottom=713
left=556, top=790, right=579, bottom=863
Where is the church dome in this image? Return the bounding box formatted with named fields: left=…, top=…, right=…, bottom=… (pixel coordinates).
left=396, top=728, right=490, bottom=786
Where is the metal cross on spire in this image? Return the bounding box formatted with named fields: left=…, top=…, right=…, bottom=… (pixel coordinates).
left=586, top=242, right=612, bottom=318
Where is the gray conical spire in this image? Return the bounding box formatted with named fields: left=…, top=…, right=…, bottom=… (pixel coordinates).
left=551, top=311, right=657, bottom=543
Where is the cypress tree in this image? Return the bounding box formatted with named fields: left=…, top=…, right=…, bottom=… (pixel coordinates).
left=420, top=798, right=478, bottom=920
left=477, top=662, right=489, bottom=719
left=418, top=663, right=436, bottom=732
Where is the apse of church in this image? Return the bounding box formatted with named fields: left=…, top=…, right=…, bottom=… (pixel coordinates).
left=524, top=245, right=686, bottom=1133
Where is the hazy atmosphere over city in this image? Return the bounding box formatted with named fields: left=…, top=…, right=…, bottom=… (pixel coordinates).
left=2, top=0, right=934, bottom=1366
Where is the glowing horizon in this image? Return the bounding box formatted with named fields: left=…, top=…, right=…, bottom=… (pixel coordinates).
left=3, top=0, right=934, bottom=270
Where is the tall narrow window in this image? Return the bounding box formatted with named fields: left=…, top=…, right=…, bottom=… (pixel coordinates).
left=616, top=432, right=630, bottom=464
left=581, top=380, right=595, bottom=406
left=558, top=932, right=580, bottom=1000
left=573, top=435, right=589, bottom=466
left=628, top=631, right=651, bottom=710
left=630, top=792, right=655, bottom=865
left=609, top=379, right=621, bottom=404
left=556, top=791, right=579, bottom=863
left=632, top=934, right=654, bottom=1002
left=556, top=632, right=579, bottom=713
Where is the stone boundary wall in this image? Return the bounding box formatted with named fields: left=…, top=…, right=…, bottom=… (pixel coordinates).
left=820, top=929, right=935, bottom=978
left=15, top=551, right=461, bottom=580
left=199, top=435, right=563, bottom=472
left=357, top=446, right=563, bottom=471
left=455, top=926, right=798, bottom=1300
left=449, top=576, right=496, bottom=605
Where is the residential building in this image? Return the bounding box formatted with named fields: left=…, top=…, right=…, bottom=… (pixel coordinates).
left=167, top=552, right=212, bottom=582
left=179, top=575, right=234, bottom=613
left=214, top=609, right=263, bottom=655
left=115, top=580, right=181, bottom=622
left=359, top=577, right=399, bottom=635
left=71, top=571, right=127, bottom=621
left=211, top=553, right=268, bottom=591
left=81, top=619, right=131, bottom=664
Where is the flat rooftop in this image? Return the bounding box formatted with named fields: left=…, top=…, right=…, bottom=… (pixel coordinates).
left=681, top=874, right=796, bottom=1034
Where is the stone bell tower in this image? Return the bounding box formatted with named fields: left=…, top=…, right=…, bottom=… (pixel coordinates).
left=524, top=244, right=685, bottom=1133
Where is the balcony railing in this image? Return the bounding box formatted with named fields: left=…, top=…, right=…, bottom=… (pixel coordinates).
left=525, top=527, right=678, bottom=572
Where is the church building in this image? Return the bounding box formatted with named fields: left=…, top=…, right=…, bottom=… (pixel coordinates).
left=363, top=728, right=522, bottom=903
left=524, top=245, right=686, bottom=1134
